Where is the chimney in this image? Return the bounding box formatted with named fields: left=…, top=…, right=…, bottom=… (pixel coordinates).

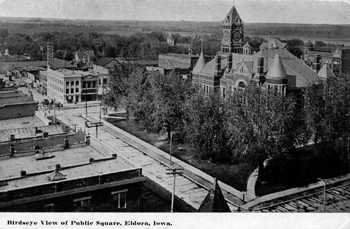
left=89, top=157, right=94, bottom=163
left=257, top=57, right=264, bottom=75
left=43, top=132, right=49, bottom=138
left=227, top=53, right=233, bottom=72
left=20, top=170, right=26, bottom=177
left=55, top=164, right=61, bottom=171
left=313, top=54, right=322, bottom=73
left=9, top=134, right=15, bottom=141
left=112, top=154, right=117, bottom=159
left=85, top=135, right=91, bottom=146
left=214, top=55, right=221, bottom=77
left=64, top=136, right=69, bottom=149
left=10, top=144, right=15, bottom=157
left=254, top=57, right=266, bottom=84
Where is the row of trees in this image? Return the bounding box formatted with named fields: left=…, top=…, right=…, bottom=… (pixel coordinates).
left=1, top=27, right=269, bottom=63
left=104, top=63, right=350, bottom=187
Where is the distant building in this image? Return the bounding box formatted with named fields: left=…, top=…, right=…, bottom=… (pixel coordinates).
left=260, top=38, right=287, bottom=50
left=74, top=50, right=95, bottom=70
left=94, top=57, right=120, bottom=70
left=158, top=53, right=210, bottom=78
left=304, top=47, right=350, bottom=77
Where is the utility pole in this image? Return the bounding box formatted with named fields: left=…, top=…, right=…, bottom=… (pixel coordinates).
left=96, top=124, right=98, bottom=139
left=169, top=132, right=173, bottom=165
left=317, top=178, right=326, bottom=212
left=85, top=83, right=88, bottom=117
left=166, top=167, right=184, bottom=212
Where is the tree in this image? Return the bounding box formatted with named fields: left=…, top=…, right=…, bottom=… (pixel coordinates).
left=103, top=62, right=137, bottom=115
left=285, top=38, right=304, bottom=58
left=185, top=90, right=231, bottom=162
left=151, top=72, right=194, bottom=141
left=226, top=85, right=296, bottom=174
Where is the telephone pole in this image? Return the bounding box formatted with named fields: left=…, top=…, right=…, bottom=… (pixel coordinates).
left=166, top=167, right=184, bottom=212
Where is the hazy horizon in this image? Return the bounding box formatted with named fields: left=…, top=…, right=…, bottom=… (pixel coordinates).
left=0, top=0, right=350, bottom=25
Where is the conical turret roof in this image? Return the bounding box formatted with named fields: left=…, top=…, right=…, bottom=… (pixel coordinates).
left=318, top=64, right=336, bottom=79
left=192, top=50, right=206, bottom=74
left=266, top=53, right=288, bottom=79
left=198, top=178, right=231, bottom=212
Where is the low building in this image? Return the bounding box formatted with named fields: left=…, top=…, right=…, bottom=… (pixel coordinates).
left=0, top=84, right=144, bottom=212
left=0, top=124, right=144, bottom=212
left=94, top=57, right=120, bottom=70
left=158, top=53, right=210, bottom=78
left=0, top=89, right=37, bottom=120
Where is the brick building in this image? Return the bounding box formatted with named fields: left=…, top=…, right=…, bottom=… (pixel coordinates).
left=192, top=6, right=321, bottom=96
left=47, top=68, right=103, bottom=104
left=304, top=47, right=350, bottom=77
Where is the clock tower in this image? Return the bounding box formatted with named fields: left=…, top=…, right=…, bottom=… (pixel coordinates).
left=221, top=6, right=244, bottom=54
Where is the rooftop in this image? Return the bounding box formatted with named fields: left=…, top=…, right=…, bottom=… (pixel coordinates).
left=94, top=57, right=119, bottom=67
left=0, top=116, right=44, bottom=131
left=48, top=68, right=97, bottom=78
left=0, top=124, right=65, bottom=142
left=0, top=90, right=35, bottom=106
left=0, top=145, right=131, bottom=191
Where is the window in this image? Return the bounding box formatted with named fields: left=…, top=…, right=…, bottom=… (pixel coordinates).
left=112, top=190, right=127, bottom=209
left=76, top=81, right=79, bottom=86
left=66, top=81, right=69, bottom=86
left=44, top=204, right=54, bottom=212
left=103, top=78, right=108, bottom=85
left=71, top=88, right=74, bottom=93
left=74, top=196, right=91, bottom=208
left=66, top=89, right=69, bottom=94
left=99, top=79, right=102, bottom=86
left=71, top=81, right=74, bottom=86
left=76, top=88, right=79, bottom=93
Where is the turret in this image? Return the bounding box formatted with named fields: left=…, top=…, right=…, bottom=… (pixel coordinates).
left=265, top=53, right=288, bottom=95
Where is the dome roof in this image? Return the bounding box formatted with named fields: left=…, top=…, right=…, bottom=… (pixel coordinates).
left=266, top=53, right=288, bottom=79
left=192, top=50, right=206, bottom=74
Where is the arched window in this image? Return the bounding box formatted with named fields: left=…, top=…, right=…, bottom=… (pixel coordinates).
left=238, top=82, right=245, bottom=88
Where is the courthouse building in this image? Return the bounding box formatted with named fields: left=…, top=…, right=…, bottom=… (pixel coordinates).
left=192, top=6, right=322, bottom=96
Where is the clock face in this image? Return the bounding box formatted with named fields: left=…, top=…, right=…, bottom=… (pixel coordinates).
left=223, top=31, right=230, bottom=42
left=233, top=31, right=242, bottom=42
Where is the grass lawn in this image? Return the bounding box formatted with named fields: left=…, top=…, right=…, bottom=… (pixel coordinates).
left=109, top=119, right=254, bottom=191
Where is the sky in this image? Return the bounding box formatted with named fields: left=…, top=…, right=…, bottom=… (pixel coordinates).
left=0, top=0, right=349, bottom=24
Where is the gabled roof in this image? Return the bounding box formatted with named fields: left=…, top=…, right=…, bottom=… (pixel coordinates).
left=260, top=38, right=287, bottom=50
left=222, top=6, right=242, bottom=25
left=85, top=50, right=95, bottom=58
left=95, top=57, right=119, bottom=67
left=243, top=43, right=251, bottom=48
left=318, top=64, right=336, bottom=79
left=47, top=170, right=66, bottom=181
left=266, top=54, right=288, bottom=79
left=192, top=51, right=206, bottom=74
left=198, top=178, right=231, bottom=212
left=200, top=56, right=227, bottom=76
left=244, top=61, right=254, bottom=73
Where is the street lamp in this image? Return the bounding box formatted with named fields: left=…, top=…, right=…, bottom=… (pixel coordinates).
left=317, top=178, right=326, bottom=212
